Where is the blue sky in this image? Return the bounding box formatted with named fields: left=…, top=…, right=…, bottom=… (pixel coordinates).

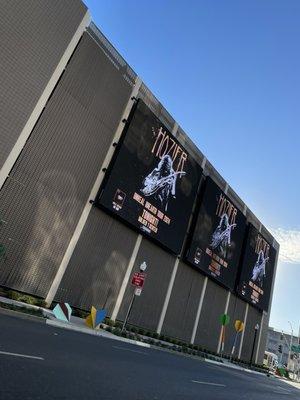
left=84, top=0, right=300, bottom=334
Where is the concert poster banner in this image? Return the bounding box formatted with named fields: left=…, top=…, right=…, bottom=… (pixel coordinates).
left=96, top=100, right=202, bottom=255
left=237, top=224, right=276, bottom=311
left=186, top=177, right=247, bottom=290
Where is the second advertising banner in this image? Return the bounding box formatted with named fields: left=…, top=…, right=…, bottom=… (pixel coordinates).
left=186, top=177, right=247, bottom=290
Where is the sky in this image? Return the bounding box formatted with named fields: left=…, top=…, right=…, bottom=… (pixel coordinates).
left=84, top=0, right=300, bottom=334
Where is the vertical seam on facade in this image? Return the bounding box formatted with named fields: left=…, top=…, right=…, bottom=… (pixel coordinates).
left=238, top=303, right=249, bottom=359
left=255, top=312, right=264, bottom=363
left=156, top=258, right=179, bottom=334
left=191, top=276, right=208, bottom=344
left=111, top=234, right=143, bottom=321
left=0, top=10, right=91, bottom=191
left=45, top=76, right=142, bottom=305
left=217, top=291, right=231, bottom=353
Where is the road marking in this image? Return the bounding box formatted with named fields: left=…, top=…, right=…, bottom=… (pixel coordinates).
left=191, top=380, right=226, bottom=387
left=272, top=392, right=290, bottom=396
left=275, top=386, right=291, bottom=392
left=112, top=345, right=149, bottom=355
left=0, top=350, right=44, bottom=360
left=272, top=386, right=291, bottom=395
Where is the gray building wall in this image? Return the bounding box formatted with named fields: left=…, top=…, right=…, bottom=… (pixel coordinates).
left=117, top=239, right=176, bottom=332
left=0, top=32, right=132, bottom=296
left=161, top=262, right=205, bottom=342
left=266, top=328, right=299, bottom=366
left=224, top=295, right=247, bottom=355
left=55, top=208, right=138, bottom=314
left=0, top=0, right=87, bottom=170
left=193, top=279, right=228, bottom=352
left=240, top=305, right=262, bottom=361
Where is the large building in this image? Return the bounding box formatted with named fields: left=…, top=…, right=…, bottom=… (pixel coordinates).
left=266, top=327, right=300, bottom=369
left=0, top=1, right=279, bottom=364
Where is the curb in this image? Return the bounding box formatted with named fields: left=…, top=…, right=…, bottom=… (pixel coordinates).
left=204, top=358, right=266, bottom=375
left=46, top=319, right=151, bottom=349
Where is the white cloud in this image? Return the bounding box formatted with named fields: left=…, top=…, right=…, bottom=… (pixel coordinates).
left=269, top=228, right=300, bottom=264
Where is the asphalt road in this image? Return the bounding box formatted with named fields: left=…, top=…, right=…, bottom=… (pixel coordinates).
left=0, top=313, right=299, bottom=400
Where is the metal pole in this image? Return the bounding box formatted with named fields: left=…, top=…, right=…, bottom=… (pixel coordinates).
left=250, top=325, right=259, bottom=367
left=288, top=321, right=293, bottom=374
left=121, top=291, right=136, bottom=332
left=230, top=331, right=239, bottom=361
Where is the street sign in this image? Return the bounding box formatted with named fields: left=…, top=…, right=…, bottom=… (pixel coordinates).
left=234, top=320, right=244, bottom=333
left=131, top=272, right=146, bottom=288
left=291, top=345, right=300, bottom=353
left=134, top=288, right=142, bottom=296
left=220, top=314, right=230, bottom=326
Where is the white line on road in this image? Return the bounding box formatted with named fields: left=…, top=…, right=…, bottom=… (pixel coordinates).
left=275, top=386, right=291, bottom=392
left=112, top=345, right=149, bottom=355
left=272, top=392, right=290, bottom=396
left=191, top=380, right=226, bottom=387
left=0, top=350, right=44, bottom=360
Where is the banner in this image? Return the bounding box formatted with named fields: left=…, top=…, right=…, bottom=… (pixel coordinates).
left=186, top=177, right=246, bottom=290
left=96, top=100, right=202, bottom=254
left=237, top=224, right=276, bottom=311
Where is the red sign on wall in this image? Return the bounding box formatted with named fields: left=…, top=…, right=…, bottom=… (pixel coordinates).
left=131, top=272, right=146, bottom=288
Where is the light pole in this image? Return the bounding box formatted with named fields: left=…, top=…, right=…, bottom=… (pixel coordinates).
left=288, top=321, right=294, bottom=377
left=250, top=323, right=260, bottom=367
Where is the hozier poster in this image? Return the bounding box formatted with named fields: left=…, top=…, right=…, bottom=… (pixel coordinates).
left=237, top=224, right=276, bottom=311
left=186, top=177, right=246, bottom=290
left=96, top=100, right=202, bottom=255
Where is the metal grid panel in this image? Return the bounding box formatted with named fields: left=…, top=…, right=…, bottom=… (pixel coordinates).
left=240, top=305, right=262, bottom=362
left=227, top=186, right=247, bottom=214
left=117, top=238, right=176, bottom=331
left=257, top=312, right=269, bottom=364
left=194, top=279, right=228, bottom=352
left=138, top=83, right=175, bottom=132
left=161, top=261, right=205, bottom=342
left=0, top=33, right=131, bottom=296
left=55, top=208, right=138, bottom=313
left=224, top=295, right=247, bottom=355
left=0, top=0, right=86, bottom=169
left=87, top=23, right=136, bottom=86
left=203, top=160, right=227, bottom=191
left=245, top=208, right=261, bottom=231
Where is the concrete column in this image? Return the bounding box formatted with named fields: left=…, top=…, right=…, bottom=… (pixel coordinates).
left=238, top=303, right=249, bottom=359
left=156, top=258, right=179, bottom=334
left=0, top=11, right=91, bottom=191
left=217, top=291, right=231, bottom=353
left=255, top=312, right=264, bottom=363
left=111, top=234, right=143, bottom=321
left=191, top=277, right=208, bottom=344
left=45, top=77, right=142, bottom=305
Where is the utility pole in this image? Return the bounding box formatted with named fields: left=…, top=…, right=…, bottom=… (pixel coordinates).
left=121, top=261, right=147, bottom=332
left=250, top=324, right=260, bottom=367
left=288, top=321, right=294, bottom=378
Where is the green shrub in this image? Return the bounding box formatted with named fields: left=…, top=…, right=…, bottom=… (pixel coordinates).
left=6, top=290, right=47, bottom=307
left=113, top=328, right=122, bottom=336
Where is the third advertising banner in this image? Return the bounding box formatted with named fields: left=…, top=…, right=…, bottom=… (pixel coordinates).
left=237, top=224, right=276, bottom=311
